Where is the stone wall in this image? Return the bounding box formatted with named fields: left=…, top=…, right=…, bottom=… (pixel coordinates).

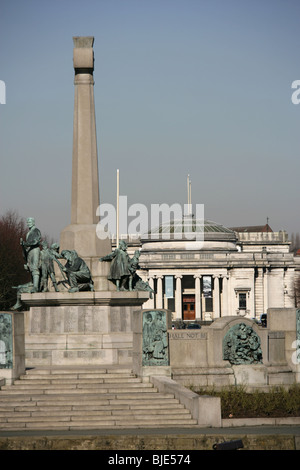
left=0, top=432, right=298, bottom=450
left=169, top=310, right=300, bottom=389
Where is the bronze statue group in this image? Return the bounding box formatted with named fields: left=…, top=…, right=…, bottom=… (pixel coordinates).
left=12, top=218, right=154, bottom=310
left=100, top=240, right=154, bottom=295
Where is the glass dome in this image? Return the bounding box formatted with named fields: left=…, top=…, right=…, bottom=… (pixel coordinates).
left=142, top=217, right=236, bottom=240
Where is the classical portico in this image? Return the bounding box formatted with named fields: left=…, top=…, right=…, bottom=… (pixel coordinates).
left=144, top=271, right=229, bottom=321
left=139, top=218, right=296, bottom=322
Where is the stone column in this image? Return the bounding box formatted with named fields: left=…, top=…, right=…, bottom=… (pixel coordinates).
left=60, top=37, right=111, bottom=261
left=255, top=268, right=264, bottom=319
left=268, top=268, right=284, bottom=308
left=148, top=277, right=155, bottom=308
left=194, top=275, right=202, bottom=320
left=227, top=271, right=232, bottom=315
left=249, top=269, right=256, bottom=317
left=221, top=275, right=228, bottom=316
left=213, top=275, right=220, bottom=318
left=156, top=276, right=164, bottom=309
left=175, top=275, right=183, bottom=320
left=264, top=268, right=269, bottom=312
left=284, top=268, right=295, bottom=308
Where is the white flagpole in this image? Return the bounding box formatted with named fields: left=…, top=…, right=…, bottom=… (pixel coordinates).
left=187, top=174, right=192, bottom=215
left=189, top=178, right=192, bottom=215
left=117, top=169, right=119, bottom=247
left=187, top=174, right=190, bottom=215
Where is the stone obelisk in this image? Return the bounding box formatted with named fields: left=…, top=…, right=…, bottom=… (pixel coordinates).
left=60, top=37, right=111, bottom=287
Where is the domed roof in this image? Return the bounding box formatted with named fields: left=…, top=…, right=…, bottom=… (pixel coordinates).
left=141, top=217, right=236, bottom=241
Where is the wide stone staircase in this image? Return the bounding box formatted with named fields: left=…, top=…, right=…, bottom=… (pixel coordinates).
left=0, top=367, right=198, bottom=431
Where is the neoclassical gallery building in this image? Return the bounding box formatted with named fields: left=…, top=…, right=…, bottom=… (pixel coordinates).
left=120, top=217, right=297, bottom=323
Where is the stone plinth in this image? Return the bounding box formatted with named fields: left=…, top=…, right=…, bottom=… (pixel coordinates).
left=232, top=364, right=268, bottom=386
left=21, top=291, right=148, bottom=307
left=0, top=312, right=25, bottom=385
left=21, top=291, right=149, bottom=368
left=267, top=308, right=298, bottom=373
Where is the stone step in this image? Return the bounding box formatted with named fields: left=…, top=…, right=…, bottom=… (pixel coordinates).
left=0, top=397, right=185, bottom=408
left=0, top=402, right=185, bottom=413
left=0, top=396, right=179, bottom=407
left=0, top=386, right=158, bottom=396
left=15, top=377, right=142, bottom=384
left=0, top=407, right=190, bottom=420
left=24, top=367, right=134, bottom=376
left=0, top=410, right=197, bottom=422
left=0, top=419, right=198, bottom=430
left=0, top=408, right=197, bottom=424
left=15, top=370, right=139, bottom=383
left=0, top=414, right=194, bottom=423
left=0, top=367, right=198, bottom=430
left=4, top=377, right=151, bottom=385
left=1, top=382, right=154, bottom=391
left=0, top=393, right=177, bottom=404
left=5, top=398, right=187, bottom=410
left=0, top=415, right=198, bottom=430
left=19, top=373, right=136, bottom=380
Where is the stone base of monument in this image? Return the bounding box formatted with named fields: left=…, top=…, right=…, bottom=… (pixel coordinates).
left=21, top=291, right=149, bottom=368
left=232, top=364, right=268, bottom=387
left=0, top=311, right=25, bottom=385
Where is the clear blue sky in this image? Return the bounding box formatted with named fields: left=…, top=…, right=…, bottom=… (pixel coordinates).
left=1, top=0, right=300, bottom=241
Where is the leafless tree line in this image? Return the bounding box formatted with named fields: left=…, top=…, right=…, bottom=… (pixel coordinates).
left=0, top=210, right=52, bottom=311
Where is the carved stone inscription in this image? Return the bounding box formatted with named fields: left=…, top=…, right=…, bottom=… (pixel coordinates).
left=223, top=322, right=262, bottom=365
left=169, top=331, right=206, bottom=340
left=142, top=310, right=169, bottom=366
left=0, top=313, right=13, bottom=369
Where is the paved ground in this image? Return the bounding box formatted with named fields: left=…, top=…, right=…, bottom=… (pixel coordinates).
left=0, top=424, right=299, bottom=437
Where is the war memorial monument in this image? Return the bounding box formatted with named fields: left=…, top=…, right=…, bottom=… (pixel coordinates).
left=0, top=37, right=300, bottom=436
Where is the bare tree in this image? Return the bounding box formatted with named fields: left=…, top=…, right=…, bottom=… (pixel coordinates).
left=0, top=211, right=31, bottom=310
left=0, top=211, right=56, bottom=310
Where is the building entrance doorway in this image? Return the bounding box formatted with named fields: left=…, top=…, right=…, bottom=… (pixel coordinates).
left=183, top=295, right=195, bottom=320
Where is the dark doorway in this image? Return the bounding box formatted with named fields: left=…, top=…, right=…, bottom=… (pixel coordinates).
left=183, top=294, right=195, bottom=320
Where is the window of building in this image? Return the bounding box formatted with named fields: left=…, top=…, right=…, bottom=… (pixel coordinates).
left=205, top=297, right=213, bottom=312
left=239, top=293, right=247, bottom=310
